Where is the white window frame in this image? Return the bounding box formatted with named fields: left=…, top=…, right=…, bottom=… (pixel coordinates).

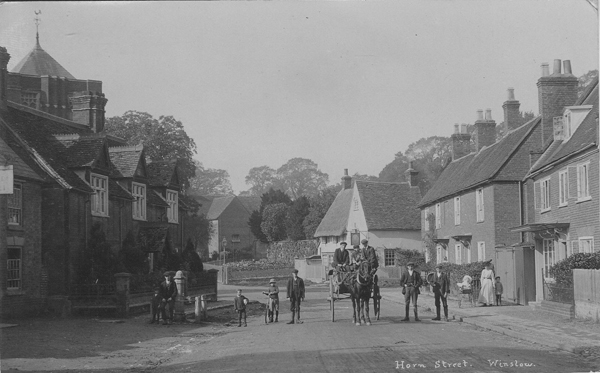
left=90, top=174, right=108, bottom=216
left=455, top=244, right=462, bottom=264
left=466, top=244, right=472, bottom=263
left=476, top=188, right=484, bottom=222
left=131, top=182, right=146, bottom=220
left=435, top=203, right=441, bottom=229
left=558, top=170, right=568, bottom=207
left=477, top=241, right=485, bottom=262
left=7, top=247, right=22, bottom=290
left=577, top=162, right=591, bottom=202
left=543, top=239, right=556, bottom=280
left=425, top=248, right=430, bottom=263
left=579, top=237, right=594, bottom=254
left=540, top=177, right=551, bottom=212
left=424, top=208, right=430, bottom=230
left=454, top=196, right=461, bottom=225
left=436, top=244, right=448, bottom=263
left=8, top=183, right=22, bottom=226
left=166, top=189, right=178, bottom=223
left=231, top=234, right=240, bottom=243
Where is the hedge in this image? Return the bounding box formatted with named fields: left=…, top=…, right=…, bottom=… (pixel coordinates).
left=267, top=240, right=318, bottom=265
left=549, top=252, right=600, bottom=286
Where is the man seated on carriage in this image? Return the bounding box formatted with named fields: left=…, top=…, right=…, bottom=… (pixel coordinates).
left=331, top=242, right=351, bottom=291
left=356, top=239, right=379, bottom=276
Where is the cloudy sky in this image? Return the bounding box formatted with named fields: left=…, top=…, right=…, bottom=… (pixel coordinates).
left=1, top=1, right=598, bottom=193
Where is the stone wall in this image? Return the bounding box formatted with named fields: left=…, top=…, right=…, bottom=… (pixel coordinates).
left=267, top=240, right=318, bottom=265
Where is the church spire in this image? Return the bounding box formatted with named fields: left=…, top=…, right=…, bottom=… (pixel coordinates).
left=34, top=10, right=41, bottom=49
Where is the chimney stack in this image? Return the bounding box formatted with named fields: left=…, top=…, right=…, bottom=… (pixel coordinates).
left=537, top=59, right=578, bottom=148
left=503, top=87, right=522, bottom=133
left=404, top=161, right=418, bottom=187
left=342, top=169, right=352, bottom=190
left=0, top=46, right=10, bottom=113
left=70, top=91, right=108, bottom=133
left=451, top=124, right=471, bottom=161
left=474, top=109, right=496, bottom=152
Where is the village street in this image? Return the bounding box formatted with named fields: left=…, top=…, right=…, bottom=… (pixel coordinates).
left=2, top=283, right=598, bottom=373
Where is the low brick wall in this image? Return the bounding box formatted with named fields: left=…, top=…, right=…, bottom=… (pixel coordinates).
left=228, top=267, right=294, bottom=281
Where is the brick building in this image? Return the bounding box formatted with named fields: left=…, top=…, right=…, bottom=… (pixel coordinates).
left=0, top=36, right=198, bottom=316
left=512, top=72, right=598, bottom=303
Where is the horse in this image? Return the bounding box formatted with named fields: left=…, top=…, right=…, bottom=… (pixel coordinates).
left=344, top=261, right=375, bottom=326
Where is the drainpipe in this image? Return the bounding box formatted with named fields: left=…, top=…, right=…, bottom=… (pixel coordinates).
left=119, top=200, right=125, bottom=251
left=518, top=181, right=524, bottom=243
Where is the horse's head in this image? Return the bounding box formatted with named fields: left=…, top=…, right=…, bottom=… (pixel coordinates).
left=356, top=261, right=373, bottom=286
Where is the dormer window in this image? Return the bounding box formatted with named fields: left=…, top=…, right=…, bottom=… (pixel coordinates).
left=563, top=105, right=593, bottom=140
left=90, top=174, right=108, bottom=216
left=132, top=182, right=146, bottom=220
left=166, top=190, right=178, bottom=223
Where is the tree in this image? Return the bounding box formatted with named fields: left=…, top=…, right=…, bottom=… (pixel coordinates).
left=276, top=158, right=329, bottom=199
left=249, top=210, right=268, bottom=242
left=352, top=173, right=379, bottom=182
left=182, top=238, right=204, bottom=272
left=244, top=165, right=283, bottom=196
left=496, top=110, right=536, bottom=140
left=578, top=69, right=599, bottom=97
left=105, top=111, right=197, bottom=189
left=187, top=212, right=213, bottom=259
left=78, top=222, right=120, bottom=283
left=378, top=151, right=410, bottom=182
left=118, top=230, right=148, bottom=275
left=303, top=186, right=339, bottom=239
left=286, top=196, right=311, bottom=241
left=248, top=188, right=292, bottom=242
left=261, top=203, right=289, bottom=241
left=187, top=160, right=233, bottom=196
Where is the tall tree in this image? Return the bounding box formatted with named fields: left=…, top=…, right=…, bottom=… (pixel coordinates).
left=261, top=203, right=289, bottom=242
left=352, top=173, right=379, bottom=182
left=378, top=151, right=410, bottom=182
left=286, top=196, right=311, bottom=241
left=187, top=160, right=234, bottom=196
left=578, top=69, right=599, bottom=97
left=276, top=158, right=329, bottom=199
left=105, top=111, right=197, bottom=190
left=303, top=186, right=339, bottom=239
left=244, top=165, right=283, bottom=196
left=248, top=188, right=292, bottom=242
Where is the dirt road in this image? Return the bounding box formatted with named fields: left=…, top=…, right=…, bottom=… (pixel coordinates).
left=1, top=285, right=598, bottom=372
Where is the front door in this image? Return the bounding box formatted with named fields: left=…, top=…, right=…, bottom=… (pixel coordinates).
left=495, top=248, right=516, bottom=302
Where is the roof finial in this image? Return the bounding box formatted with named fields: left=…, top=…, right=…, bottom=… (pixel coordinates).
left=34, top=10, right=42, bottom=48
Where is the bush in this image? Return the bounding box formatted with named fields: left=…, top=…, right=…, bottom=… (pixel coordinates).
left=549, top=252, right=600, bottom=286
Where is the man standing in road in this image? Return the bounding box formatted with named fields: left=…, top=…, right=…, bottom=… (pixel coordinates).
left=431, top=264, right=450, bottom=321
left=399, top=262, right=422, bottom=322
left=286, top=269, right=305, bottom=324
left=159, top=271, right=178, bottom=325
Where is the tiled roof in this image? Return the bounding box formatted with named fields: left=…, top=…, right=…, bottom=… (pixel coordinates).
left=109, top=145, right=144, bottom=178
left=314, top=188, right=353, bottom=237
left=529, top=79, right=599, bottom=175
left=148, top=190, right=169, bottom=207
left=109, top=178, right=133, bottom=200
left=206, top=196, right=236, bottom=220
left=420, top=117, right=540, bottom=207
left=0, top=135, right=44, bottom=182
left=147, top=161, right=178, bottom=187
left=238, top=196, right=261, bottom=213
left=11, top=40, right=75, bottom=79
left=179, top=194, right=201, bottom=211
left=357, top=181, right=421, bottom=230
left=56, top=134, right=107, bottom=168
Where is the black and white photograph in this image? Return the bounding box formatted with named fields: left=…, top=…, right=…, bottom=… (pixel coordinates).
left=0, top=1, right=599, bottom=372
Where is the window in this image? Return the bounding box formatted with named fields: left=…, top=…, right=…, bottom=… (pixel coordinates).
left=558, top=241, right=570, bottom=261
left=435, top=203, right=441, bottom=229
left=354, top=198, right=359, bottom=211
left=477, top=241, right=486, bottom=262
left=8, top=183, right=22, bottom=225
left=455, top=244, right=462, bottom=264
left=90, top=174, right=108, bottom=216
left=577, top=162, right=590, bottom=201
left=565, top=112, right=572, bottom=138
left=384, top=249, right=395, bottom=266
left=425, top=248, right=430, bottom=263
left=558, top=170, right=568, bottom=207
left=7, top=247, right=21, bottom=289
left=436, top=244, right=448, bottom=263
left=424, top=208, right=430, bottom=230
left=20, top=92, right=38, bottom=108
left=540, top=178, right=551, bottom=212
left=454, top=197, right=461, bottom=225
left=579, top=237, right=594, bottom=254
left=543, top=239, right=555, bottom=279
left=166, top=190, right=178, bottom=223
left=131, top=183, right=146, bottom=220
left=231, top=234, right=240, bottom=243
left=476, top=188, right=484, bottom=222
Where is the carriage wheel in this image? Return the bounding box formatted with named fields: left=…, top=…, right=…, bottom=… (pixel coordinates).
left=329, top=276, right=335, bottom=322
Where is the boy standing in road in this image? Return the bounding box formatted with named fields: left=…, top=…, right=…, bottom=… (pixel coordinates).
left=495, top=277, right=504, bottom=306
left=234, top=289, right=249, bottom=327
left=286, top=269, right=305, bottom=324
left=266, top=279, right=279, bottom=322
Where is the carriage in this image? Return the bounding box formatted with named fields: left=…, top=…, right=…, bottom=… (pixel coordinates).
left=327, top=262, right=380, bottom=324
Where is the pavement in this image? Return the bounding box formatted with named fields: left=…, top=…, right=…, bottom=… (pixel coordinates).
left=378, top=286, right=600, bottom=355
left=216, top=282, right=600, bottom=355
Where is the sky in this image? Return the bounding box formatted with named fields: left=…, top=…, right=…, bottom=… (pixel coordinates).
left=1, top=1, right=598, bottom=194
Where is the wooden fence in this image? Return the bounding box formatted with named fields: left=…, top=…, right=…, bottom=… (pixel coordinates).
left=573, top=268, right=600, bottom=321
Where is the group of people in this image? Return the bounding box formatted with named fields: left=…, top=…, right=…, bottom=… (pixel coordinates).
left=331, top=239, right=379, bottom=275
left=149, top=271, right=178, bottom=325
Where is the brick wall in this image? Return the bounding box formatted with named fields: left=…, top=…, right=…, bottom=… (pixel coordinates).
left=493, top=183, right=522, bottom=246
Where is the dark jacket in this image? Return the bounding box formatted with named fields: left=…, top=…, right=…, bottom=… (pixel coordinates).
left=267, top=285, right=279, bottom=299
left=431, top=271, right=450, bottom=294
left=286, top=276, right=305, bottom=299
left=234, top=295, right=248, bottom=311
left=355, top=246, right=379, bottom=271
left=400, top=270, right=422, bottom=290
left=332, top=248, right=350, bottom=267
left=160, top=280, right=178, bottom=301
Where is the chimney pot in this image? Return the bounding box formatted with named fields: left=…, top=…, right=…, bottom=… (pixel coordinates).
left=553, top=59, right=562, bottom=75
left=461, top=124, right=468, bottom=134
left=563, top=60, right=572, bottom=75
left=454, top=124, right=459, bottom=133
left=485, top=109, right=492, bottom=120
left=507, top=87, right=515, bottom=101
left=344, top=168, right=348, bottom=176
left=541, top=63, right=550, bottom=77
left=476, top=109, right=484, bottom=121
